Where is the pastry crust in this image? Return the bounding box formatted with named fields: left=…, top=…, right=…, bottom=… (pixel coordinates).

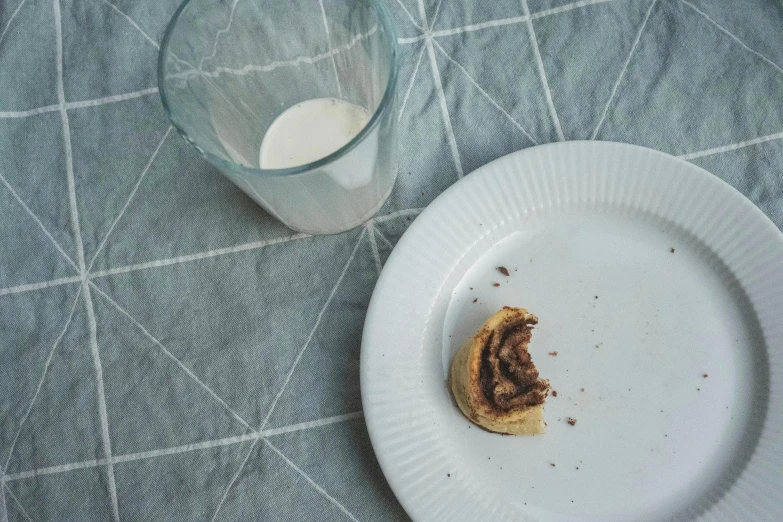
left=449, top=307, right=549, bottom=435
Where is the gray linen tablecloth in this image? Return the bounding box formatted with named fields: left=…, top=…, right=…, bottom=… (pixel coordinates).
left=1, top=0, right=782, bottom=520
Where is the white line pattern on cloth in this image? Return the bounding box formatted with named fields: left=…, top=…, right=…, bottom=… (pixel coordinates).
left=96, top=0, right=159, bottom=49
left=3, top=485, right=32, bottom=522
left=368, top=222, right=383, bottom=275
left=95, top=0, right=195, bottom=72
left=397, top=34, right=426, bottom=44
left=0, top=476, right=6, bottom=522
left=591, top=0, right=659, bottom=139
left=0, top=0, right=621, bottom=120
left=55, top=0, right=120, bottom=518
left=432, top=39, right=538, bottom=145
left=429, top=15, right=529, bottom=38
left=521, top=0, right=565, bottom=142
left=679, top=0, right=783, bottom=76
left=195, top=233, right=370, bottom=512
left=373, top=207, right=425, bottom=223
left=177, top=230, right=374, bottom=520
left=0, top=104, right=61, bottom=119
left=0, top=88, right=160, bottom=118
left=264, top=439, right=360, bottom=522
left=2, top=483, right=33, bottom=522
left=531, top=0, right=616, bottom=20
left=396, top=0, right=425, bottom=31
left=0, top=172, right=79, bottom=271
left=209, top=439, right=258, bottom=522
left=87, top=127, right=173, bottom=272
left=65, top=87, right=160, bottom=109
left=0, top=0, right=31, bottom=49
left=54, top=0, right=85, bottom=274
left=3, top=287, right=83, bottom=472
left=419, top=0, right=464, bottom=178
left=82, top=281, right=120, bottom=520
left=373, top=228, right=396, bottom=250
left=396, top=0, right=619, bottom=41
left=259, top=228, right=368, bottom=431
left=262, top=411, right=363, bottom=437
left=398, top=43, right=427, bottom=122
left=0, top=210, right=421, bottom=299
left=0, top=276, right=83, bottom=297
left=88, top=281, right=256, bottom=431
left=89, top=233, right=311, bottom=279
left=678, top=131, right=783, bottom=160
left=3, top=412, right=363, bottom=482
left=429, top=0, right=445, bottom=30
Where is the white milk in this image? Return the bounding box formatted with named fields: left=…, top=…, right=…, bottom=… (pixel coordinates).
left=259, top=97, right=370, bottom=170
left=213, top=96, right=396, bottom=234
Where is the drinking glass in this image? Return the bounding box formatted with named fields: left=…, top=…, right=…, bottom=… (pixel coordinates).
left=159, top=0, right=398, bottom=234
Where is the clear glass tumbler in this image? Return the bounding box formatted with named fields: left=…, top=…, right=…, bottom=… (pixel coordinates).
left=159, top=0, right=398, bottom=234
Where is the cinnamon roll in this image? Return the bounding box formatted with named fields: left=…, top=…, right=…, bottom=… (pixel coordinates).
left=449, top=307, right=549, bottom=435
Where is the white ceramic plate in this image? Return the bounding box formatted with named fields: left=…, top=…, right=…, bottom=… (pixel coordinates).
left=361, top=142, right=783, bottom=522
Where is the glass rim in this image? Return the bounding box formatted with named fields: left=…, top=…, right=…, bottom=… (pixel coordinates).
left=157, top=0, right=399, bottom=178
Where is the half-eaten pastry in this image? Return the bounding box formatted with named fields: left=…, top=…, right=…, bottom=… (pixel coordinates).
left=449, top=307, right=549, bottom=435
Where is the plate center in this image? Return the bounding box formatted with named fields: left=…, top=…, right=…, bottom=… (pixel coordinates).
left=440, top=211, right=766, bottom=520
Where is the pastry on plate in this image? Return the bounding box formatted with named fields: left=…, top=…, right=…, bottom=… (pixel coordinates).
left=449, top=306, right=549, bottom=435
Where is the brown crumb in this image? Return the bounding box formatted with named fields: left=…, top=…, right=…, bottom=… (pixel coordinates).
left=594, top=295, right=598, bottom=299
left=492, top=283, right=500, bottom=287
left=447, top=474, right=450, bottom=477
left=703, top=373, right=708, bottom=378
left=580, top=388, right=584, bottom=392
left=548, top=351, right=558, bottom=356
left=670, top=247, right=675, bottom=253
left=550, top=463, right=555, bottom=467
left=567, top=418, right=577, bottom=426
left=595, top=344, right=599, bottom=349
left=552, top=390, right=558, bottom=397
left=497, top=266, right=510, bottom=276
left=473, top=298, right=478, bottom=303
